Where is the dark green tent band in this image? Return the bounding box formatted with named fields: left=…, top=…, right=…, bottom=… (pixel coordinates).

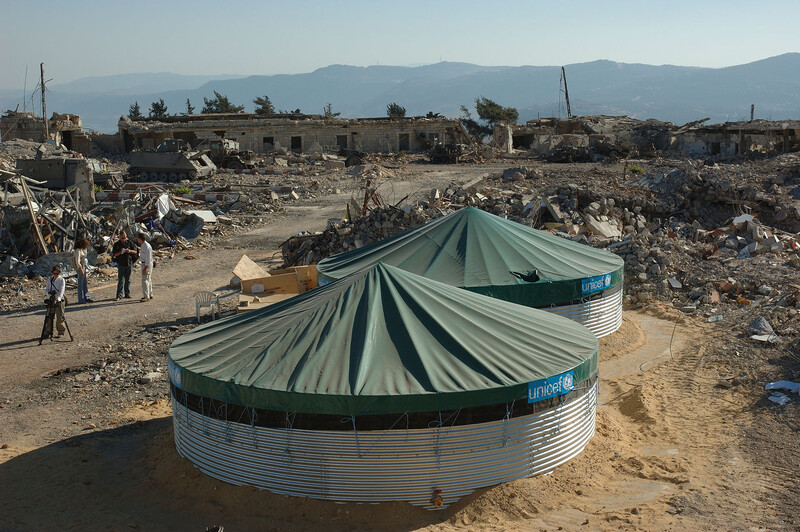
left=467, top=268, right=623, bottom=308
left=171, top=373, right=598, bottom=431
left=173, top=351, right=597, bottom=416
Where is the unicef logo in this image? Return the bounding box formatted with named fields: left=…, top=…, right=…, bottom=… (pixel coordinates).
left=562, top=372, right=574, bottom=390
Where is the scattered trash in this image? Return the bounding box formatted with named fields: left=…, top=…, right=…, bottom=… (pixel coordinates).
left=747, top=317, right=774, bottom=335
left=768, top=392, right=791, bottom=406
left=765, top=381, right=800, bottom=395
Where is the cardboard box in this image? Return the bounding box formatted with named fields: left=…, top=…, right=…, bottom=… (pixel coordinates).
left=269, top=265, right=318, bottom=293
left=241, top=272, right=299, bottom=296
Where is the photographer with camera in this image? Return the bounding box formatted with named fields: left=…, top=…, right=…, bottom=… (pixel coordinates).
left=44, top=265, right=67, bottom=338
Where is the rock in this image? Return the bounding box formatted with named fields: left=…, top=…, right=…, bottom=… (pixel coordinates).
left=584, top=214, right=622, bottom=238
left=668, top=277, right=682, bottom=289
left=139, top=371, right=162, bottom=385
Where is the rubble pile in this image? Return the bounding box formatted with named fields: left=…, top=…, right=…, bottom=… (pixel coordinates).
left=282, top=156, right=800, bottom=353
left=282, top=205, right=432, bottom=266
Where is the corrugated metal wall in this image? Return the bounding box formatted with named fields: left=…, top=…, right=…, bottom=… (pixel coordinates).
left=547, top=287, right=623, bottom=338
left=172, top=382, right=597, bottom=509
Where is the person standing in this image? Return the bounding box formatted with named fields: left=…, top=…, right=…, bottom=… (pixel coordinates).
left=45, top=265, right=66, bottom=337
left=112, top=232, right=138, bottom=301
left=137, top=233, right=154, bottom=302
left=73, top=237, right=93, bottom=304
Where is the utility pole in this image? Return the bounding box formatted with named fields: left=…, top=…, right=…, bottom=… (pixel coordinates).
left=561, top=66, right=572, bottom=118
left=750, top=104, right=754, bottom=122
left=40, top=62, right=48, bottom=140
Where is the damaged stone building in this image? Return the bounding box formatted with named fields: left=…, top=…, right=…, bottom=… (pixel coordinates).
left=497, top=115, right=800, bottom=159
left=1, top=110, right=122, bottom=156
left=671, top=119, right=800, bottom=156
left=1, top=111, right=93, bottom=153
left=496, top=116, right=674, bottom=159
left=117, top=113, right=471, bottom=154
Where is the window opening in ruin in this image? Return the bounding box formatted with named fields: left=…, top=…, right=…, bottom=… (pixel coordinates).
left=398, top=133, right=409, bottom=151
left=291, top=136, right=302, bottom=152
left=710, top=141, right=721, bottom=155
left=336, top=135, right=348, bottom=149
left=513, top=134, right=535, bottom=149
left=214, top=130, right=225, bottom=138
left=263, top=137, right=274, bottom=151
left=61, top=131, right=73, bottom=151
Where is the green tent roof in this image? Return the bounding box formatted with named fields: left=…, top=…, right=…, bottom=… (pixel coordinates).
left=317, top=207, right=624, bottom=307
left=168, top=263, right=598, bottom=416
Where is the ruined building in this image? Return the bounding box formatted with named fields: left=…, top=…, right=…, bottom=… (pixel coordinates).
left=117, top=113, right=471, bottom=154
left=0, top=111, right=93, bottom=153
left=497, top=115, right=800, bottom=159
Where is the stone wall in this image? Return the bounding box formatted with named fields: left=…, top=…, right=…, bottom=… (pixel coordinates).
left=118, top=115, right=470, bottom=154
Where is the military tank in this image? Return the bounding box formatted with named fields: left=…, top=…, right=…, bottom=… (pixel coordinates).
left=128, top=139, right=216, bottom=182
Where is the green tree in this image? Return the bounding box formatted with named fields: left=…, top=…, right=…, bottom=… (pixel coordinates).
left=186, top=98, right=195, bottom=115
left=323, top=103, right=340, bottom=118
left=459, top=97, right=518, bottom=141
left=425, top=111, right=442, bottom=118
left=253, top=95, right=275, bottom=115
left=386, top=102, right=406, bottom=118
left=148, top=98, right=168, bottom=119
left=202, top=91, right=245, bottom=114
left=128, top=101, right=143, bottom=120
left=475, top=96, right=518, bottom=126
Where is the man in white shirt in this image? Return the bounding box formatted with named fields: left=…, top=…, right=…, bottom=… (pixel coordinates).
left=137, top=233, right=154, bottom=302
left=44, top=265, right=66, bottom=337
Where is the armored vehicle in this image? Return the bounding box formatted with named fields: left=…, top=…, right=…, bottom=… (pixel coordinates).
left=128, top=139, right=216, bottom=182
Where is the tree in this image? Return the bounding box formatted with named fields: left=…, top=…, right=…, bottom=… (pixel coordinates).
left=425, top=111, right=442, bottom=118
left=202, top=91, right=245, bottom=114
left=186, top=98, right=195, bottom=115
left=459, top=105, right=491, bottom=140
left=323, top=103, right=340, bottom=118
left=148, top=99, right=168, bottom=119
left=475, top=96, right=518, bottom=126
left=386, top=102, right=406, bottom=118
left=253, top=95, right=275, bottom=115
left=128, top=101, right=142, bottom=120
left=459, top=97, right=518, bottom=141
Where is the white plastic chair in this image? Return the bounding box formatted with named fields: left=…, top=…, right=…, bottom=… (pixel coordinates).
left=194, top=291, right=220, bottom=323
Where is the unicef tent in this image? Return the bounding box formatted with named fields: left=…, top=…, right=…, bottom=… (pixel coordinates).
left=316, top=206, right=624, bottom=337
left=168, top=263, right=599, bottom=508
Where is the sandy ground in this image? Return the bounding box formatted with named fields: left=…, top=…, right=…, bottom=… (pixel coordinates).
left=1, top=162, right=797, bottom=531
left=1, top=310, right=768, bottom=531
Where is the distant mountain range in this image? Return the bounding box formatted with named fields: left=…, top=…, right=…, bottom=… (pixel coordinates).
left=2, top=54, right=799, bottom=133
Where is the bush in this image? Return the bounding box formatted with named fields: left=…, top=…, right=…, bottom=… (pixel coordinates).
left=628, top=163, right=643, bottom=174
left=170, top=186, right=192, bottom=195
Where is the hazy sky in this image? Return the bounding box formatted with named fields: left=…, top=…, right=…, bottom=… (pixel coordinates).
left=2, top=0, right=799, bottom=87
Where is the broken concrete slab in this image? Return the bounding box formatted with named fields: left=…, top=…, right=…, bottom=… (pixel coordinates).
left=583, top=213, right=621, bottom=238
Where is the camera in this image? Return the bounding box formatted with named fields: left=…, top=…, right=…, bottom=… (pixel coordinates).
left=44, top=290, right=57, bottom=306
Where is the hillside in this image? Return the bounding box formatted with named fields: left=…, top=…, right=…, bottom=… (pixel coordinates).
left=1, top=54, right=798, bottom=133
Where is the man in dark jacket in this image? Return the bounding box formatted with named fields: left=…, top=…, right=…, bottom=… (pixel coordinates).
left=112, top=232, right=138, bottom=300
